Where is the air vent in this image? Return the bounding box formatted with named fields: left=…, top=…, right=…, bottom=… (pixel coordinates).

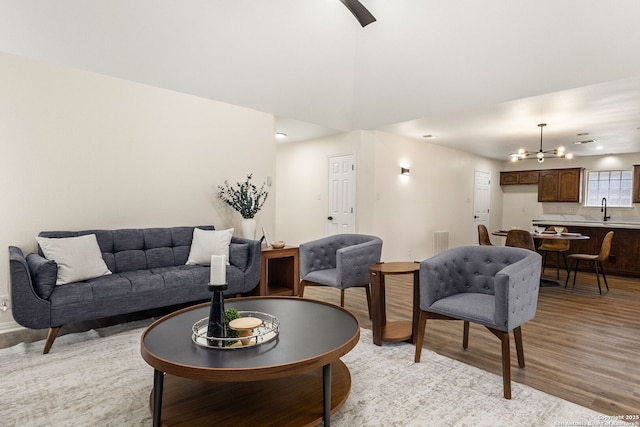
left=573, top=139, right=595, bottom=145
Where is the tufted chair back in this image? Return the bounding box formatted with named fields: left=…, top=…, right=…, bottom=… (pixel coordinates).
left=419, top=245, right=541, bottom=331
left=414, top=245, right=542, bottom=399
left=298, top=233, right=382, bottom=309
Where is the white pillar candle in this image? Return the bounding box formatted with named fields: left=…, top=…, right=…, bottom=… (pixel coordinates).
left=210, top=255, right=226, bottom=285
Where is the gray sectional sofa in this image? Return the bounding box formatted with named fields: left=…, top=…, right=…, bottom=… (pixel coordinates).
left=8, top=225, right=261, bottom=353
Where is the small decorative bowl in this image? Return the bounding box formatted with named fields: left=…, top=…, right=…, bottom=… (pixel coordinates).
left=271, top=241, right=285, bottom=249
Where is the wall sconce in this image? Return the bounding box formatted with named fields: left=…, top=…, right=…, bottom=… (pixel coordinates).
left=401, top=167, right=410, bottom=176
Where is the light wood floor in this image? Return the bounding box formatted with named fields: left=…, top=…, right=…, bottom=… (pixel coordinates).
left=302, top=270, right=640, bottom=415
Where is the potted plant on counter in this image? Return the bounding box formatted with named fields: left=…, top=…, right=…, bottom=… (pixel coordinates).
left=217, top=174, right=268, bottom=239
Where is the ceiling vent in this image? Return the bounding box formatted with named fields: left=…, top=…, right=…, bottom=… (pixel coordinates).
left=573, top=139, right=595, bottom=145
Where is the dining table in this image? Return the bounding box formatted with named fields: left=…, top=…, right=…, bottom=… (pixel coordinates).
left=492, top=230, right=590, bottom=287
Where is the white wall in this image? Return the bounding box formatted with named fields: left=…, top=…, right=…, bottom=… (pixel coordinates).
left=276, top=130, right=504, bottom=262
left=275, top=131, right=371, bottom=245
left=500, top=154, right=640, bottom=230
left=0, top=52, right=276, bottom=328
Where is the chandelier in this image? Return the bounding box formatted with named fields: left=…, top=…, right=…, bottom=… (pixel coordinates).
left=510, top=123, right=573, bottom=163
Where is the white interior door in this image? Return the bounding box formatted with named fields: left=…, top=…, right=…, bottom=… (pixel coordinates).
left=327, top=154, right=356, bottom=235
left=473, top=169, right=491, bottom=243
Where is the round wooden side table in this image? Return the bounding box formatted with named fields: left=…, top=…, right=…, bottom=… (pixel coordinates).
left=368, top=262, right=420, bottom=346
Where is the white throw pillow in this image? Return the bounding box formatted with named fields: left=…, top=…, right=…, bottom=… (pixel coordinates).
left=186, top=228, right=234, bottom=266
left=36, top=234, right=112, bottom=285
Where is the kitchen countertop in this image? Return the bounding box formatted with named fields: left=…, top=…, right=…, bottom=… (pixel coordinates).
left=532, top=214, right=640, bottom=229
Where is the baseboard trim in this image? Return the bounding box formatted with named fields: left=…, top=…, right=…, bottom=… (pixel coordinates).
left=0, top=320, right=24, bottom=334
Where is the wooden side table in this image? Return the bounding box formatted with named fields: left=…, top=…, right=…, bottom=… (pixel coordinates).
left=259, top=246, right=299, bottom=296
left=368, top=262, right=420, bottom=346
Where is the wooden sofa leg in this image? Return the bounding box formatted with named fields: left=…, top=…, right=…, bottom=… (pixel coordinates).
left=43, top=327, right=61, bottom=354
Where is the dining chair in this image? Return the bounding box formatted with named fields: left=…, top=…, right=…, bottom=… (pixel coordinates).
left=414, top=245, right=542, bottom=399
left=505, top=229, right=535, bottom=251
left=538, top=226, right=570, bottom=279
left=565, top=231, right=614, bottom=294
left=477, top=224, right=493, bottom=246
left=299, top=234, right=382, bottom=313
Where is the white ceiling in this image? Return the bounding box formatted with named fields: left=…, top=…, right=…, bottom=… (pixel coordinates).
left=1, top=0, right=640, bottom=160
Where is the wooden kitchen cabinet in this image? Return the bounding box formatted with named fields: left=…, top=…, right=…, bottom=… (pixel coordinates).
left=538, top=168, right=582, bottom=202
left=500, top=171, right=519, bottom=185
left=499, top=170, right=539, bottom=185
left=633, top=165, right=640, bottom=204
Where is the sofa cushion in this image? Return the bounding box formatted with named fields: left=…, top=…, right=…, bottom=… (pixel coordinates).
left=26, top=253, right=57, bottom=299
left=186, top=228, right=234, bottom=266
left=115, top=250, right=147, bottom=272
left=36, top=234, right=112, bottom=285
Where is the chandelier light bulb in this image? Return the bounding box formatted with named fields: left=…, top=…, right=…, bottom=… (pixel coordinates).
left=537, top=151, right=544, bottom=159
left=538, top=157, right=545, bottom=163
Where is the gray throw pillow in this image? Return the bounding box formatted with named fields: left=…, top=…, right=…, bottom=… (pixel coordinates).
left=26, top=253, right=58, bottom=299
left=229, top=243, right=249, bottom=271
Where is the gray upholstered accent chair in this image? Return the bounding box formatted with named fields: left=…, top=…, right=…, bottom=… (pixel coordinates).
left=414, top=245, right=542, bottom=399
left=299, top=234, right=382, bottom=312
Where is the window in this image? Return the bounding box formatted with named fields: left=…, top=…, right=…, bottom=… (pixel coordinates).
left=585, top=170, right=633, bottom=207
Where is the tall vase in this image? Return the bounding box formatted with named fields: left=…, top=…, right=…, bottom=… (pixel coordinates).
left=241, top=218, right=257, bottom=239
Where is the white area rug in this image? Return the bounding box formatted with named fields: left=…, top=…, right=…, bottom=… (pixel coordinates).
left=0, top=323, right=611, bottom=427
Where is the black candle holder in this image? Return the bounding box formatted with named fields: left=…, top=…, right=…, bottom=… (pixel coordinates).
left=206, top=283, right=228, bottom=347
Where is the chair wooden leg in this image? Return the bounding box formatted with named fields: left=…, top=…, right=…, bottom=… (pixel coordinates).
left=299, top=280, right=306, bottom=298
left=414, top=311, right=428, bottom=363
left=43, top=327, right=61, bottom=354
left=513, top=326, right=525, bottom=368
left=462, top=321, right=470, bottom=350
left=365, top=285, right=372, bottom=319
left=340, top=289, right=345, bottom=307
left=487, top=327, right=511, bottom=399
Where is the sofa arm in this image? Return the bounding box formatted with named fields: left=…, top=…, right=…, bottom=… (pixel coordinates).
left=336, top=238, right=382, bottom=288
left=230, top=237, right=261, bottom=293
left=8, top=246, right=52, bottom=329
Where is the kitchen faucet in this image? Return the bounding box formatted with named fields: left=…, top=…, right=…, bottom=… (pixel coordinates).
left=601, top=197, right=611, bottom=221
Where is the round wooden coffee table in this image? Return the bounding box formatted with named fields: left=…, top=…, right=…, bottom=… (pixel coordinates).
left=141, top=297, right=359, bottom=427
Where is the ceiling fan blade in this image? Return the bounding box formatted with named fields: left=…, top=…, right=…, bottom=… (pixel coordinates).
left=339, top=0, right=376, bottom=27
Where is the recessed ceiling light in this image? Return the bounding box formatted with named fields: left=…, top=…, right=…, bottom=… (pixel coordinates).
left=275, top=132, right=287, bottom=140
left=596, top=145, right=603, bottom=150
